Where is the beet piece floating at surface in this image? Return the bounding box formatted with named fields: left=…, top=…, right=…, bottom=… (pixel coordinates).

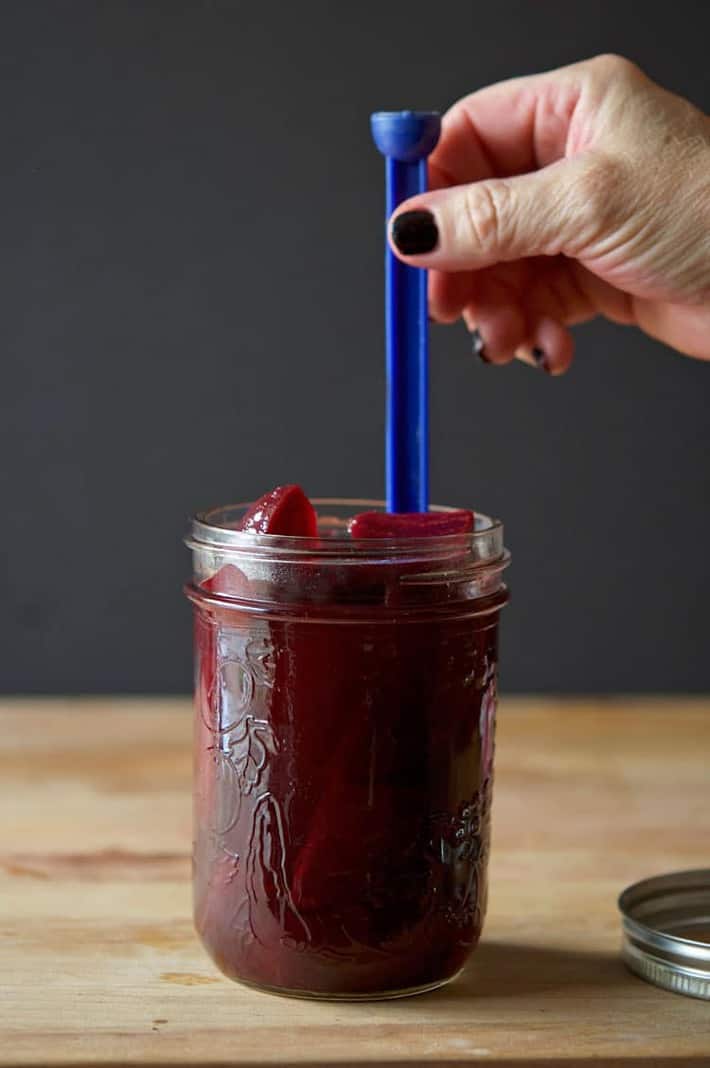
left=201, top=482, right=319, bottom=602
left=349, top=510, right=474, bottom=539
left=240, top=484, right=318, bottom=537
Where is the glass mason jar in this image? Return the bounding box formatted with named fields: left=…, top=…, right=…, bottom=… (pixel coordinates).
left=185, top=499, right=510, bottom=1000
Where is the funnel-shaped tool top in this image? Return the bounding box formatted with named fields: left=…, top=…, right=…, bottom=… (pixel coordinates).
left=371, top=111, right=441, bottom=163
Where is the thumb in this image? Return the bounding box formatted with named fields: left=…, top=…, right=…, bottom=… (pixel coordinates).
left=389, top=156, right=606, bottom=270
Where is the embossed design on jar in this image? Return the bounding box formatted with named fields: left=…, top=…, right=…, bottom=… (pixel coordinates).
left=218, top=658, right=255, bottom=732
left=244, top=792, right=312, bottom=943
left=203, top=628, right=280, bottom=846
left=245, top=636, right=276, bottom=688
left=200, top=632, right=276, bottom=732
left=201, top=623, right=311, bottom=949
left=480, top=679, right=497, bottom=779
left=208, top=711, right=278, bottom=836
left=211, top=747, right=244, bottom=836
left=221, top=714, right=277, bottom=796
left=428, top=780, right=492, bottom=929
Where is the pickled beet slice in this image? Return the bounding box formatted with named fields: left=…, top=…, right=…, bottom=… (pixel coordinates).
left=349, top=509, right=474, bottom=539
left=240, top=484, right=318, bottom=537
left=202, top=563, right=249, bottom=598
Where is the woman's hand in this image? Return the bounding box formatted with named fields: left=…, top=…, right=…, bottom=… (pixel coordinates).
left=388, top=55, right=710, bottom=372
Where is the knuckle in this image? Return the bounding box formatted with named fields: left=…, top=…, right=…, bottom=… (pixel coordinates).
left=564, top=154, right=629, bottom=251
left=588, top=53, right=644, bottom=83
left=460, top=180, right=513, bottom=255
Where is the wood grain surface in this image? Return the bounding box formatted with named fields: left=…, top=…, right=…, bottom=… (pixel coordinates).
left=1, top=696, right=709, bottom=1066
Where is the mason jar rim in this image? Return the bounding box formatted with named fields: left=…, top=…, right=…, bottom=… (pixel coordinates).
left=187, top=497, right=505, bottom=565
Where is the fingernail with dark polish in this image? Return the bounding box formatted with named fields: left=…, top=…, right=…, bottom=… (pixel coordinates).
left=472, top=329, right=490, bottom=363
left=391, top=210, right=439, bottom=255
left=532, top=346, right=550, bottom=372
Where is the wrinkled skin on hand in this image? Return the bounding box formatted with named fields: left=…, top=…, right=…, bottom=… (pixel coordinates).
left=389, top=54, right=710, bottom=371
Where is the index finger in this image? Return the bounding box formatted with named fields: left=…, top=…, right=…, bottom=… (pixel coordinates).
left=429, top=61, right=586, bottom=189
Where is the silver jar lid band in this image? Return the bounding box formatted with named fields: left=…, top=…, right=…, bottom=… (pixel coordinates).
left=619, top=869, right=710, bottom=1001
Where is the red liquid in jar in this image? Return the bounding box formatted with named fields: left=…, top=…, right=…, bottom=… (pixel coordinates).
left=190, top=494, right=504, bottom=997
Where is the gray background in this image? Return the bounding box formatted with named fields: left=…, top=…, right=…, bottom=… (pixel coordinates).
left=2, top=1, right=708, bottom=694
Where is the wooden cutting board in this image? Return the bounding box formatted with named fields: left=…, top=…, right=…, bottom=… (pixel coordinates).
left=2, top=696, right=709, bottom=1066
